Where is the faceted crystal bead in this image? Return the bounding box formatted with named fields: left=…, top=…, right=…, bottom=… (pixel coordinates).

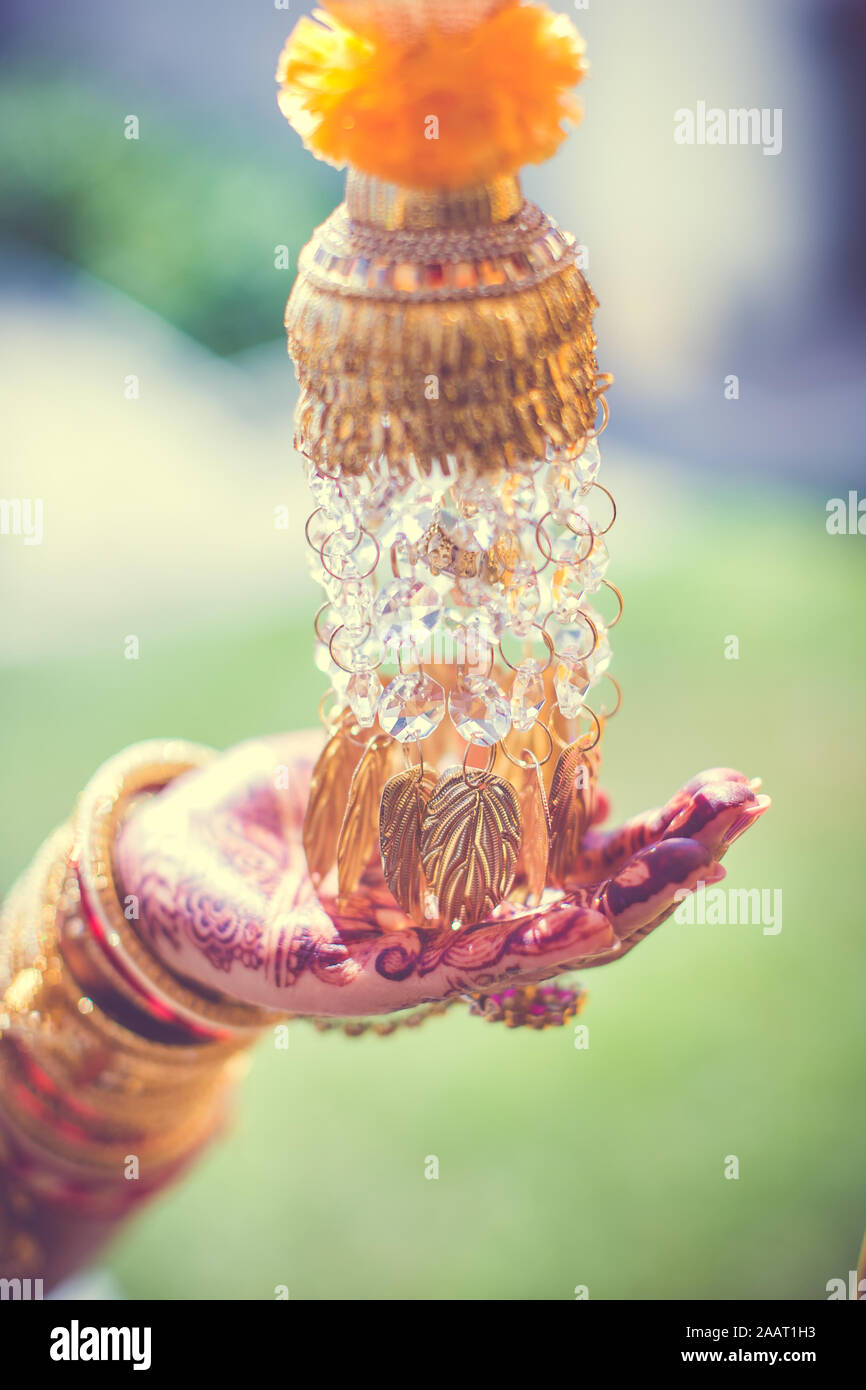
left=505, top=560, right=540, bottom=634
left=556, top=508, right=594, bottom=559
left=332, top=579, right=374, bottom=630
left=372, top=578, right=442, bottom=649
left=330, top=624, right=384, bottom=673
left=457, top=608, right=504, bottom=652
left=550, top=542, right=592, bottom=618
left=347, top=670, right=383, bottom=727
left=306, top=467, right=361, bottom=536
left=310, top=504, right=340, bottom=545
left=583, top=609, right=612, bottom=679
left=456, top=579, right=507, bottom=643
left=546, top=464, right=580, bottom=525
left=448, top=622, right=494, bottom=679
left=448, top=675, right=510, bottom=746
left=510, top=659, right=545, bottom=732
left=322, top=496, right=358, bottom=536
left=343, top=465, right=391, bottom=530
left=405, top=485, right=441, bottom=545
left=379, top=673, right=446, bottom=743
left=437, top=501, right=484, bottom=553
left=422, top=563, right=457, bottom=599
left=580, top=536, right=609, bottom=594
left=547, top=608, right=598, bottom=662
left=321, top=527, right=378, bottom=581
left=551, top=532, right=609, bottom=619
left=575, top=438, right=601, bottom=490
left=487, top=532, right=521, bottom=584
left=547, top=438, right=601, bottom=509
left=376, top=480, right=439, bottom=550
left=305, top=459, right=343, bottom=511
left=501, top=470, right=540, bottom=520
left=391, top=535, right=422, bottom=573
left=553, top=657, right=592, bottom=719
left=451, top=480, right=503, bottom=550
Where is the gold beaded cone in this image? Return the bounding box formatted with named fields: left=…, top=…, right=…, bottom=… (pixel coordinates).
left=285, top=171, right=600, bottom=480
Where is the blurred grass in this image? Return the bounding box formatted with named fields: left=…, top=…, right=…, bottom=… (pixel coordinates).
left=0, top=72, right=336, bottom=354
left=1, top=477, right=864, bottom=1299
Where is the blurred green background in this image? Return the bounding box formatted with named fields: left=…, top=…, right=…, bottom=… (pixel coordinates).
left=1, top=0, right=865, bottom=1299
left=2, top=490, right=863, bottom=1300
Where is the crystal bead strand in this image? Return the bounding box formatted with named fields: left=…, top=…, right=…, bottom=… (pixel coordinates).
left=306, top=426, right=617, bottom=762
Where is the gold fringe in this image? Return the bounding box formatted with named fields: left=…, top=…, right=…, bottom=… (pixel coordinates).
left=286, top=264, right=599, bottom=477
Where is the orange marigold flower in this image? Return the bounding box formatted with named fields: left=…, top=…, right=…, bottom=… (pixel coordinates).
left=275, top=2, right=588, bottom=190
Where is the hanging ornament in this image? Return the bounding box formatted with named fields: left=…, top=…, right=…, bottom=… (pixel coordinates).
left=280, top=0, right=619, bottom=930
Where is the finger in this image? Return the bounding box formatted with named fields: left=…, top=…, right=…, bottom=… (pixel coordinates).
left=663, top=780, right=770, bottom=860
left=577, top=837, right=728, bottom=968
left=568, top=768, right=766, bottom=884
left=578, top=771, right=769, bottom=966
left=594, top=836, right=724, bottom=939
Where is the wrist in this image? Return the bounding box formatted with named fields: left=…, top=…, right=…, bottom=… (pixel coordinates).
left=0, top=741, right=278, bottom=1292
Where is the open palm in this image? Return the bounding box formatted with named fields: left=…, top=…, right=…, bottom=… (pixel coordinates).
left=113, top=733, right=769, bottom=1020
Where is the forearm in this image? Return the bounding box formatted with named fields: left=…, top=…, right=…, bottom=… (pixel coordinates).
left=0, top=743, right=273, bottom=1294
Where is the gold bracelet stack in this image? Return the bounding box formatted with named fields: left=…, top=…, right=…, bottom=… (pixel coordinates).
left=0, top=741, right=279, bottom=1283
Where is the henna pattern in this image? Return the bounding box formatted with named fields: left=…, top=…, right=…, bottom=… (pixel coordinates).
left=565, top=769, right=756, bottom=884
left=115, top=737, right=769, bottom=1014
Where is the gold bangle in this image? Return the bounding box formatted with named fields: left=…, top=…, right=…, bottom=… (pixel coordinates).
left=0, top=744, right=277, bottom=1211
left=74, top=740, right=283, bottom=1038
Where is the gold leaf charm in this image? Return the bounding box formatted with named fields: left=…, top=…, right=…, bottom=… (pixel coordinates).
left=517, top=758, right=550, bottom=906
left=547, top=739, right=600, bottom=886
left=303, top=719, right=365, bottom=885
left=512, top=712, right=556, bottom=794
left=379, top=765, right=438, bottom=922
left=420, top=768, right=522, bottom=928
left=337, top=735, right=394, bottom=899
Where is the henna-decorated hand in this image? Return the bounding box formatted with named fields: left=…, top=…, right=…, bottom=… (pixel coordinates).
left=114, top=733, right=770, bottom=1020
